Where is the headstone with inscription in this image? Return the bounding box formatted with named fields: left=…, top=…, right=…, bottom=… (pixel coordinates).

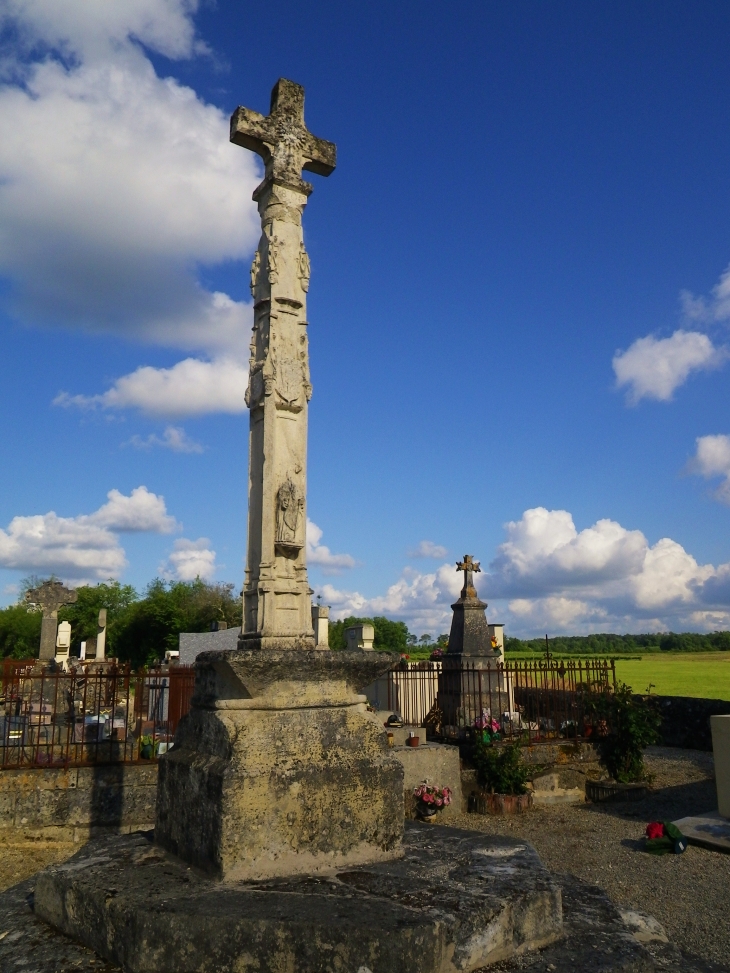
left=25, top=580, right=77, bottom=661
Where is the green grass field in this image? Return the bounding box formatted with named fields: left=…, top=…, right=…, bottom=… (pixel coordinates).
left=612, top=652, right=730, bottom=701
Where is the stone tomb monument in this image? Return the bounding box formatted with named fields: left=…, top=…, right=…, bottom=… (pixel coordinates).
left=25, top=580, right=77, bottom=661
left=33, top=80, right=562, bottom=972
left=438, top=556, right=514, bottom=730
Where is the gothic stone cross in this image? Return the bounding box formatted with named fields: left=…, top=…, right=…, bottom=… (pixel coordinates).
left=230, top=78, right=336, bottom=197
left=25, top=580, right=77, bottom=661
left=456, top=555, right=481, bottom=599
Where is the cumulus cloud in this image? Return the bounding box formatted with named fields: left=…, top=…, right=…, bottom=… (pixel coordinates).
left=56, top=356, right=249, bottom=419
left=0, top=486, right=176, bottom=581
left=0, top=0, right=260, bottom=416
left=687, top=434, right=730, bottom=505
left=408, top=540, right=448, bottom=559
left=160, top=537, right=216, bottom=581
left=124, top=425, right=204, bottom=454
left=613, top=330, right=726, bottom=404
left=681, top=262, right=730, bottom=325
left=316, top=507, right=730, bottom=637
left=306, top=520, right=356, bottom=575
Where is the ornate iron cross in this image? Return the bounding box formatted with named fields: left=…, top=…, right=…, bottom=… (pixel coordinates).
left=230, top=78, right=336, bottom=196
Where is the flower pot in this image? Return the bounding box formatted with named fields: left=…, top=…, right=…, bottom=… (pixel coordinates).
left=416, top=801, right=439, bottom=821
left=468, top=791, right=533, bottom=815
left=406, top=736, right=419, bottom=747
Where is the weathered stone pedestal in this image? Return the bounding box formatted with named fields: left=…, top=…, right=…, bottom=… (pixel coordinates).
left=155, top=647, right=405, bottom=880
left=34, top=824, right=562, bottom=973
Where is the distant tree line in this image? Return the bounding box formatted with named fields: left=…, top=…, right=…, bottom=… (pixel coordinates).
left=505, top=632, right=730, bottom=654
left=0, top=577, right=242, bottom=669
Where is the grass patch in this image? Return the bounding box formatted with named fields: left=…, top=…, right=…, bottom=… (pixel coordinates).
left=612, top=653, right=730, bottom=701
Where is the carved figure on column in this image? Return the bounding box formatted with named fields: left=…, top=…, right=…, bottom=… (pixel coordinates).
left=276, top=476, right=303, bottom=554
left=249, top=250, right=261, bottom=296
left=298, top=243, right=310, bottom=292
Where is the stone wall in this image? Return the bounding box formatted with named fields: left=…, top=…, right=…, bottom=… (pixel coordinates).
left=649, top=695, right=730, bottom=751
left=0, top=764, right=157, bottom=841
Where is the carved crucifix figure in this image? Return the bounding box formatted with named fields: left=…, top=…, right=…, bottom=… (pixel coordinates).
left=25, top=580, right=78, bottom=661
left=231, top=80, right=336, bottom=649
left=456, top=555, right=481, bottom=600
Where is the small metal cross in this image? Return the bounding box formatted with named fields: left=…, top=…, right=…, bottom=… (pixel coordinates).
left=230, top=78, right=336, bottom=197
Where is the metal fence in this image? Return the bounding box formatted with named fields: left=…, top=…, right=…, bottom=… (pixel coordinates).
left=0, top=663, right=195, bottom=769
left=383, top=657, right=616, bottom=744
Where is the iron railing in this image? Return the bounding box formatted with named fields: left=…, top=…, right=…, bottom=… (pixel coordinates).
left=381, top=657, right=616, bottom=744
left=0, top=663, right=195, bottom=769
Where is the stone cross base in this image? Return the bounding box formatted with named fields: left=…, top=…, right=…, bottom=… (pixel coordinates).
left=155, top=648, right=404, bottom=881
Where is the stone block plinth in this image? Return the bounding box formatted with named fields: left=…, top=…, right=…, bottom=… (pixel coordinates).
left=34, top=823, right=562, bottom=973
left=155, top=648, right=405, bottom=881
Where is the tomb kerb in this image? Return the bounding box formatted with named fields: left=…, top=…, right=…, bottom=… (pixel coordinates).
left=25, top=581, right=77, bottom=661
left=154, top=79, right=404, bottom=882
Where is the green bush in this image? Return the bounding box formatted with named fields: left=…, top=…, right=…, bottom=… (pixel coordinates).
left=471, top=740, right=529, bottom=795
left=584, top=682, right=661, bottom=782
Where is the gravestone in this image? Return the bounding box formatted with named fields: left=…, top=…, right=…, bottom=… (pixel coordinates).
left=55, top=620, right=71, bottom=665
left=345, top=622, right=374, bottom=650
left=95, top=609, right=107, bottom=661
left=24, top=581, right=77, bottom=661
left=311, top=602, right=329, bottom=647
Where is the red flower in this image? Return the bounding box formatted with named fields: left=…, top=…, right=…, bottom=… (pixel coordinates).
left=646, top=822, right=664, bottom=840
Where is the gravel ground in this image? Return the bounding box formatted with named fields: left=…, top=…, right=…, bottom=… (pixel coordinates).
left=446, top=745, right=730, bottom=968
left=0, top=836, right=75, bottom=893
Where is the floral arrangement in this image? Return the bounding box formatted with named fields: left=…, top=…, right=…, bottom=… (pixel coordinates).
left=474, top=713, right=500, bottom=733
left=413, top=783, right=452, bottom=808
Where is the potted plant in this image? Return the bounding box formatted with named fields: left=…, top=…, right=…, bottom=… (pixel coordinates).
left=469, top=740, right=532, bottom=814
left=583, top=682, right=661, bottom=783
left=413, top=783, right=452, bottom=820
left=474, top=711, right=501, bottom=744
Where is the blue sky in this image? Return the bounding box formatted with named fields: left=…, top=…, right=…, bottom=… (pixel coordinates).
left=1, top=0, right=729, bottom=637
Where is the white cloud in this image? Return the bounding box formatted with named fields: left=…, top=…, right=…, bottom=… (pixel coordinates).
left=0, top=0, right=261, bottom=416
left=160, top=537, right=216, bottom=581
left=681, top=262, right=730, bottom=324
left=408, top=540, right=448, bottom=559
left=0, top=486, right=175, bottom=581
left=125, top=425, right=204, bottom=454
left=87, top=486, right=178, bottom=534
left=613, top=330, right=726, bottom=404
left=316, top=506, right=730, bottom=637
left=306, top=520, right=356, bottom=575
left=687, top=434, right=730, bottom=505
left=56, top=356, right=249, bottom=419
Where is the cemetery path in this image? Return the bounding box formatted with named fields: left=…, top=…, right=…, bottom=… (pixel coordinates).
left=447, top=746, right=730, bottom=970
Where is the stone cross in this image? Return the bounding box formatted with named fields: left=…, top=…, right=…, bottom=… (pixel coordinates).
left=456, top=555, right=481, bottom=600
left=25, top=580, right=78, bottom=661
left=230, top=80, right=336, bottom=649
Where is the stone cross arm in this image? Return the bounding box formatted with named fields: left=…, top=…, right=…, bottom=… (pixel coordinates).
left=230, top=78, right=336, bottom=193
left=456, top=555, right=481, bottom=576
left=25, top=580, right=77, bottom=615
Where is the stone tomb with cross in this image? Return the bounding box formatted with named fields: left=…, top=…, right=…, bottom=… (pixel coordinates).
left=25, top=580, right=77, bottom=661
left=438, top=555, right=515, bottom=730
left=32, top=81, right=562, bottom=973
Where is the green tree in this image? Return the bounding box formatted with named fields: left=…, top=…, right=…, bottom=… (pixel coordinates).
left=58, top=580, right=137, bottom=657
left=328, top=615, right=411, bottom=653
left=0, top=604, right=43, bottom=659
left=113, top=578, right=242, bottom=668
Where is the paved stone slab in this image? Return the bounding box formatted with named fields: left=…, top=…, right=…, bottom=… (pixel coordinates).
left=673, top=811, right=730, bottom=853
left=33, top=822, right=562, bottom=973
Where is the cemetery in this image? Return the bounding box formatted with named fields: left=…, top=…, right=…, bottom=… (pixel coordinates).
left=0, top=76, right=729, bottom=973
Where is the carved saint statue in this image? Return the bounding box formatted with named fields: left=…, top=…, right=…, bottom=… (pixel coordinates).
left=249, top=250, right=261, bottom=296
left=297, top=243, right=310, bottom=293
left=267, top=237, right=280, bottom=284
left=276, top=476, right=303, bottom=548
